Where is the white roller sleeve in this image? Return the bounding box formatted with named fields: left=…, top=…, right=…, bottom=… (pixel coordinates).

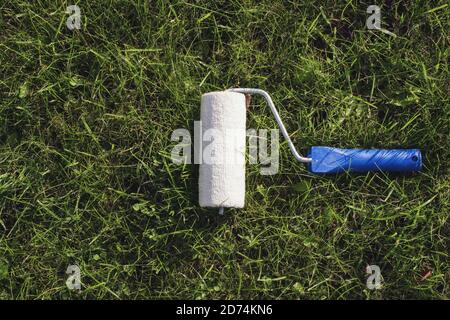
left=199, top=91, right=246, bottom=208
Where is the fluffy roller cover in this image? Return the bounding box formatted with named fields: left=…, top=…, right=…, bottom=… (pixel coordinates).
left=199, top=91, right=246, bottom=208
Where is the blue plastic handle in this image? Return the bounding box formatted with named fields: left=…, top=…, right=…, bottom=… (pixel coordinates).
left=308, top=147, right=422, bottom=174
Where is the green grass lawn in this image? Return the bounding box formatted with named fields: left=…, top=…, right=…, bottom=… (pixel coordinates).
left=0, top=0, right=448, bottom=299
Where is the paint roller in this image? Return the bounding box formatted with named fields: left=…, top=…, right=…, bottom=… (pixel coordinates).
left=199, top=88, right=422, bottom=213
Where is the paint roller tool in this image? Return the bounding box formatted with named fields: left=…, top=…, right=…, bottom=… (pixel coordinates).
left=198, top=88, right=422, bottom=213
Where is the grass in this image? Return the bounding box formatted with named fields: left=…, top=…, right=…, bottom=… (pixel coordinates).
left=0, top=0, right=448, bottom=299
